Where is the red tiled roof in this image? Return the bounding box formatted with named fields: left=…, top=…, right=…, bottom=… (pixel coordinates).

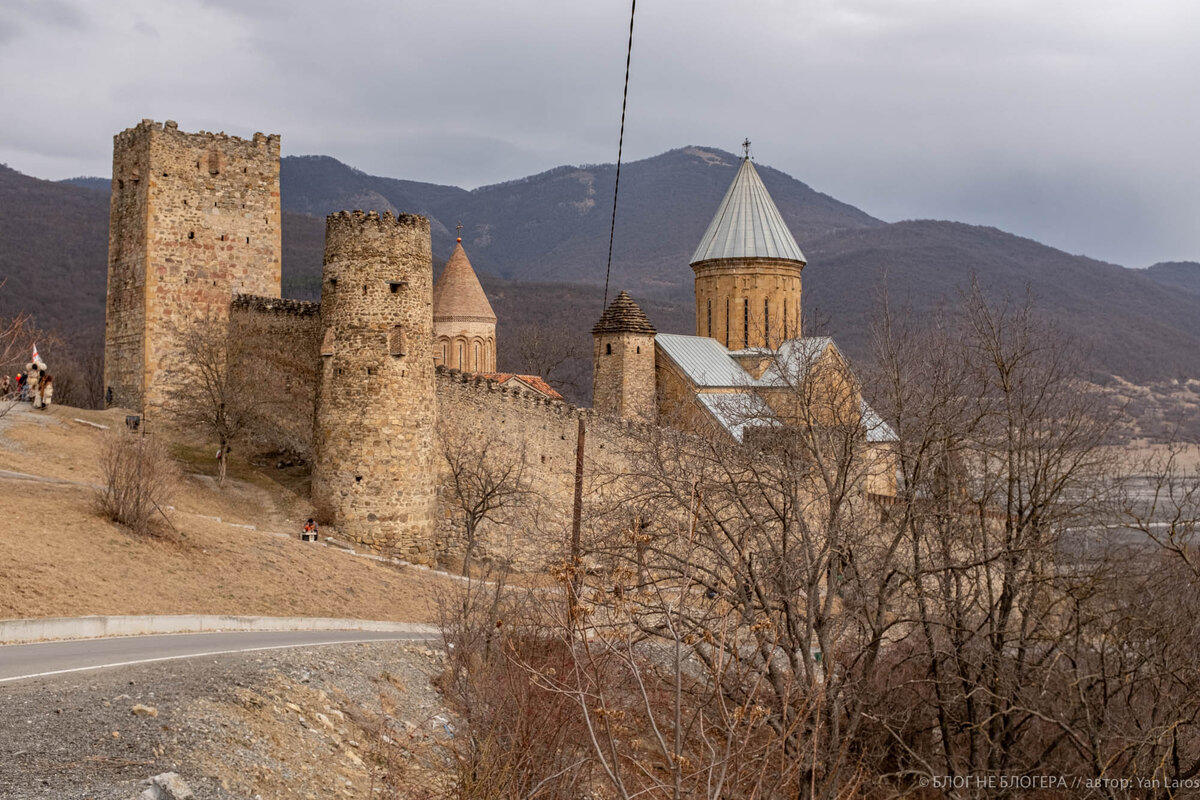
left=479, top=372, right=564, bottom=400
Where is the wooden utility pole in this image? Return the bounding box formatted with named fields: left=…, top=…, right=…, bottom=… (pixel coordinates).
left=570, top=417, right=586, bottom=614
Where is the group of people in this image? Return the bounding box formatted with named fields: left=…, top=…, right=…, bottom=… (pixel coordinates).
left=2, top=351, right=53, bottom=410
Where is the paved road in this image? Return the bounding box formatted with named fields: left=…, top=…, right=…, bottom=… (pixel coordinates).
left=0, top=629, right=438, bottom=684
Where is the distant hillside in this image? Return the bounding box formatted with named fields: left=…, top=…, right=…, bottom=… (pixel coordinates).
left=279, top=147, right=883, bottom=294
left=59, top=176, right=110, bottom=193
left=1143, top=261, right=1200, bottom=296
left=5, top=148, right=1200, bottom=398
left=0, top=164, right=108, bottom=348
left=803, top=222, right=1200, bottom=382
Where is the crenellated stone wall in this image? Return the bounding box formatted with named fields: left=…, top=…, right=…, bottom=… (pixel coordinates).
left=229, top=295, right=321, bottom=456
left=432, top=366, right=633, bottom=569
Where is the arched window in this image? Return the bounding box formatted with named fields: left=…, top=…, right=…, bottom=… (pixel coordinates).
left=764, top=298, right=770, bottom=343
left=474, top=342, right=481, bottom=371
left=743, top=298, right=749, bottom=349
left=783, top=299, right=788, bottom=340
left=606, top=342, right=612, bottom=355
left=457, top=342, right=464, bottom=368
left=707, top=298, right=712, bottom=338
left=441, top=340, right=448, bottom=364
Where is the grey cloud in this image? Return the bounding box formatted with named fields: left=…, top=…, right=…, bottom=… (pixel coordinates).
left=1, top=0, right=1198, bottom=267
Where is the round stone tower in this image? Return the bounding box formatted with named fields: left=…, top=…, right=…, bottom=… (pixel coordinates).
left=690, top=155, right=806, bottom=350
left=311, top=210, right=437, bottom=559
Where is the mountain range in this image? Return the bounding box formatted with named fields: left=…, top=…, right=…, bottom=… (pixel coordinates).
left=3, top=146, right=1200, bottom=405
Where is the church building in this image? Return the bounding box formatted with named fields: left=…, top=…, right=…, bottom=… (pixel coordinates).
left=591, top=152, right=898, bottom=494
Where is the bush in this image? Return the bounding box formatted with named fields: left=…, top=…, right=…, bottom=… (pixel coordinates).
left=95, top=431, right=179, bottom=536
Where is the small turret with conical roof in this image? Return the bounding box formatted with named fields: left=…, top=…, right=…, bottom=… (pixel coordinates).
left=691, top=145, right=805, bottom=350
left=592, top=291, right=657, bottom=423
left=433, top=238, right=497, bottom=372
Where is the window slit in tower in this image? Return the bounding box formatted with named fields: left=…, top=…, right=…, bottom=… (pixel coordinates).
left=744, top=298, right=749, bottom=349
left=764, top=298, right=770, bottom=343
left=784, top=298, right=788, bottom=339
left=606, top=343, right=612, bottom=355
left=707, top=299, right=712, bottom=338
left=725, top=298, right=730, bottom=348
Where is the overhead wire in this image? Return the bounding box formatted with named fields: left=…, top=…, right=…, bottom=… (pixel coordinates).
left=602, top=0, right=636, bottom=312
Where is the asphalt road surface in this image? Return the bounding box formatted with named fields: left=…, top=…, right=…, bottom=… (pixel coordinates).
left=0, top=629, right=438, bottom=684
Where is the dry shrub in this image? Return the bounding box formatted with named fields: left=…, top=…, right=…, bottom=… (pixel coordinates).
left=95, top=431, right=179, bottom=536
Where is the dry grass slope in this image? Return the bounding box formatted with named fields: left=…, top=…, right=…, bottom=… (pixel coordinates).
left=0, top=403, right=451, bottom=622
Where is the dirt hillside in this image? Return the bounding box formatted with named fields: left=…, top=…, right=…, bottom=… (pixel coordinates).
left=0, top=403, right=454, bottom=623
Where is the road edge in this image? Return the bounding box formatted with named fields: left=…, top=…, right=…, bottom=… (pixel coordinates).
left=0, top=615, right=438, bottom=644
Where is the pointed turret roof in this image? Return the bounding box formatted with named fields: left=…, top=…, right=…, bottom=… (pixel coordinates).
left=592, top=291, right=657, bottom=335
left=433, top=241, right=496, bottom=322
left=690, top=158, right=806, bottom=265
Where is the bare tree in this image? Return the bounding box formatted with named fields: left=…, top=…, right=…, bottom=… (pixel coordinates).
left=417, top=285, right=1200, bottom=798
left=0, top=305, right=35, bottom=418
left=439, top=426, right=532, bottom=576
left=506, top=322, right=586, bottom=394
left=161, top=314, right=265, bottom=485
left=95, top=430, right=179, bottom=537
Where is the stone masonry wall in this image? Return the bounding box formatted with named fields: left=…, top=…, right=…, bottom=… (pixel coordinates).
left=692, top=258, right=803, bottom=349
left=104, top=128, right=152, bottom=410
left=104, top=119, right=282, bottom=413
left=592, top=331, right=657, bottom=423
left=434, top=367, right=633, bottom=570
left=311, top=211, right=437, bottom=560
left=229, top=295, right=321, bottom=456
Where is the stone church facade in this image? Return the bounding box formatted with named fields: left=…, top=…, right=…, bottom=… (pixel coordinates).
left=102, top=119, right=895, bottom=564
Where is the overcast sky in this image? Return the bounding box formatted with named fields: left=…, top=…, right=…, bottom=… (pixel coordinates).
left=1, top=0, right=1197, bottom=268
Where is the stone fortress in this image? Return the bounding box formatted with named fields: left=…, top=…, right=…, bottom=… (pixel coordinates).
left=103, top=119, right=895, bottom=564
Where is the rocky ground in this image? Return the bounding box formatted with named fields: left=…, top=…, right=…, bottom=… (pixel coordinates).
left=0, top=640, right=451, bottom=799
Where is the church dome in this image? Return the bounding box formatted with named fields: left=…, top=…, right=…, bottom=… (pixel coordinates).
left=690, top=158, right=806, bottom=266
left=433, top=241, right=496, bottom=322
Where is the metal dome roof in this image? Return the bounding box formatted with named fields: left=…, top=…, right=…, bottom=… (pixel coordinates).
left=690, top=158, right=806, bottom=265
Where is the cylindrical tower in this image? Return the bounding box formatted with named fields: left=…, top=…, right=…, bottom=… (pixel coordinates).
left=311, top=210, right=437, bottom=559
left=690, top=157, right=806, bottom=350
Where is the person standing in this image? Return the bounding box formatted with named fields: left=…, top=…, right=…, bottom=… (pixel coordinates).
left=34, top=375, right=53, bottom=410
left=216, top=443, right=231, bottom=485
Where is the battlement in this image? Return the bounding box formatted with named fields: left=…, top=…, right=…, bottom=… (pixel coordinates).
left=326, top=209, right=427, bottom=229
left=231, top=294, right=320, bottom=317
left=115, top=119, right=280, bottom=149
left=435, top=365, right=599, bottom=422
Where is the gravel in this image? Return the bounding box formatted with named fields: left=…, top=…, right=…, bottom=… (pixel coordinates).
left=0, top=640, right=448, bottom=799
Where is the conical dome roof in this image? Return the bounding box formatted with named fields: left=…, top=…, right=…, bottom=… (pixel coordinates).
left=690, top=158, right=806, bottom=265
left=433, top=241, right=496, bottom=322
left=592, top=291, right=656, bottom=335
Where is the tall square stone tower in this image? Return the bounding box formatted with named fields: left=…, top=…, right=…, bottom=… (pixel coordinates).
left=104, top=119, right=282, bottom=412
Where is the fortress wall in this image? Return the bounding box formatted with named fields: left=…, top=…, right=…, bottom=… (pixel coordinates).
left=229, top=295, right=321, bottom=456
left=434, top=367, right=634, bottom=569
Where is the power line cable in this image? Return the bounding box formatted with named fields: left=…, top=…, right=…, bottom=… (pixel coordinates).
left=602, top=0, right=636, bottom=312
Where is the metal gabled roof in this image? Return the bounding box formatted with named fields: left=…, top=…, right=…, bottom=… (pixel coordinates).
left=690, top=158, right=806, bottom=265
left=861, top=399, right=898, bottom=443
left=696, top=392, right=777, bottom=442
left=758, top=337, right=834, bottom=387
left=655, top=333, right=757, bottom=388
